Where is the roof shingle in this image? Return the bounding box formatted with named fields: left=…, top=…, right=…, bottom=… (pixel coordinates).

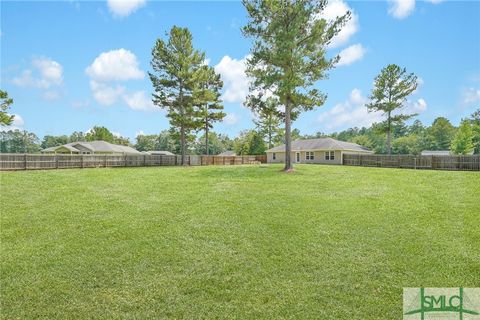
left=42, top=141, right=141, bottom=154
left=266, top=137, right=372, bottom=153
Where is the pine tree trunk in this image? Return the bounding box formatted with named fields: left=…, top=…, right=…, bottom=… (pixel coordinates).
left=387, top=111, right=392, bottom=155
left=205, top=124, right=209, bottom=156
left=387, top=130, right=392, bottom=155
left=284, top=98, right=293, bottom=171
left=268, top=115, right=273, bottom=149
left=180, top=126, right=186, bottom=165
left=268, top=130, right=272, bottom=149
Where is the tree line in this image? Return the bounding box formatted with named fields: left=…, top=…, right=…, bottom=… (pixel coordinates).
left=0, top=125, right=269, bottom=156
left=2, top=109, right=478, bottom=155
left=1, top=1, right=479, bottom=162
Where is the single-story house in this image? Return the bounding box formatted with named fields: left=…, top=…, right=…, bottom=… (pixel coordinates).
left=42, top=140, right=141, bottom=155
left=144, top=150, right=175, bottom=156
left=218, top=150, right=236, bottom=156
left=421, top=150, right=474, bottom=156
left=266, top=137, right=373, bottom=165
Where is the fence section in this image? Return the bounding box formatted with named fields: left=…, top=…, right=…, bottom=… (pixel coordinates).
left=0, top=154, right=267, bottom=171
left=342, top=153, right=480, bottom=171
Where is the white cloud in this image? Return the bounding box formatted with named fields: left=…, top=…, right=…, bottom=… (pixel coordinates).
left=0, top=114, right=24, bottom=132
left=319, top=0, right=359, bottom=49
left=32, top=58, right=63, bottom=87
left=12, top=70, right=36, bottom=87
left=86, top=49, right=152, bottom=109
left=214, top=55, right=249, bottom=103
left=107, top=0, right=146, bottom=17
left=223, top=113, right=239, bottom=126
left=388, top=0, right=415, bottom=19
left=316, top=91, right=427, bottom=132
left=12, top=57, right=63, bottom=100
left=387, top=0, right=444, bottom=19
left=316, top=89, right=383, bottom=131
left=405, top=98, right=428, bottom=114
left=12, top=57, right=63, bottom=89
left=462, top=88, right=480, bottom=105
left=89, top=80, right=125, bottom=106
left=86, top=49, right=144, bottom=82
left=337, top=43, right=366, bottom=66
left=123, top=90, right=156, bottom=111
left=135, top=130, right=145, bottom=137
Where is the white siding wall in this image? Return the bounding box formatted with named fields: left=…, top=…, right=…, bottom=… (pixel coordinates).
left=267, top=150, right=358, bottom=165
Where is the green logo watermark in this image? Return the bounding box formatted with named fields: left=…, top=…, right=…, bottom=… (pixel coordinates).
left=403, top=288, right=480, bottom=320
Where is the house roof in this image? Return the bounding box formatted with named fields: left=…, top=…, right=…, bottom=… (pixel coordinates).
left=421, top=150, right=474, bottom=156
left=218, top=150, right=236, bottom=156
left=145, top=150, right=175, bottom=156
left=421, top=150, right=451, bottom=156
left=42, top=144, right=79, bottom=153
left=266, top=137, right=372, bottom=153
left=42, top=141, right=141, bottom=154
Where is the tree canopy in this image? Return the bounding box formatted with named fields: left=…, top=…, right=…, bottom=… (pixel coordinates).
left=194, top=65, right=225, bottom=155
left=450, top=120, right=474, bottom=155
left=243, top=0, right=349, bottom=170
left=0, top=90, right=15, bottom=126
left=367, top=64, right=418, bottom=154
left=149, top=26, right=206, bottom=164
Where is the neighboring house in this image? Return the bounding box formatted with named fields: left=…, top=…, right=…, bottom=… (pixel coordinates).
left=266, top=137, right=373, bottom=165
left=421, top=150, right=474, bottom=156
left=144, top=150, right=175, bottom=156
left=42, top=141, right=141, bottom=155
left=218, top=150, right=236, bottom=156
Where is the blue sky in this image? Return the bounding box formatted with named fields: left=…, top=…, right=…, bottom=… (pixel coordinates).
left=1, top=0, right=479, bottom=140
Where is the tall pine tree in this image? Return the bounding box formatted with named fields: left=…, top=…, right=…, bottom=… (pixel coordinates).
left=149, top=26, right=205, bottom=164
left=366, top=64, right=418, bottom=155
left=194, top=65, right=225, bottom=155
left=242, top=0, right=349, bottom=171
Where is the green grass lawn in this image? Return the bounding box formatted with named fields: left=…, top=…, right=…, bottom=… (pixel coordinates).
left=1, top=164, right=479, bottom=319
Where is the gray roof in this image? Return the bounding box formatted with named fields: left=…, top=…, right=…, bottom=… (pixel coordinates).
left=42, top=144, right=79, bottom=152
left=218, top=150, right=236, bottom=156
left=421, top=150, right=474, bottom=156
left=266, top=137, right=372, bottom=153
left=42, top=141, right=141, bottom=154
left=145, top=150, right=175, bottom=156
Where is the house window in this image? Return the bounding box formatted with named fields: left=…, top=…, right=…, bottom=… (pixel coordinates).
left=306, top=151, right=314, bottom=160
left=273, top=153, right=276, bottom=160
left=325, top=151, right=335, bottom=160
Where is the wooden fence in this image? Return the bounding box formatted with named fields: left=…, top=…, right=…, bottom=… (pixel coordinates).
left=0, top=154, right=267, bottom=171
left=342, top=153, right=480, bottom=171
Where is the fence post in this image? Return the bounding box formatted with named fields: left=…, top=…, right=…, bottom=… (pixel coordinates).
left=55, top=154, right=58, bottom=169
left=124, top=154, right=127, bottom=167
left=104, top=154, right=107, bottom=167
left=143, top=154, right=146, bottom=167
left=81, top=155, right=84, bottom=168
left=24, top=154, right=27, bottom=170
left=160, top=155, right=163, bottom=166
